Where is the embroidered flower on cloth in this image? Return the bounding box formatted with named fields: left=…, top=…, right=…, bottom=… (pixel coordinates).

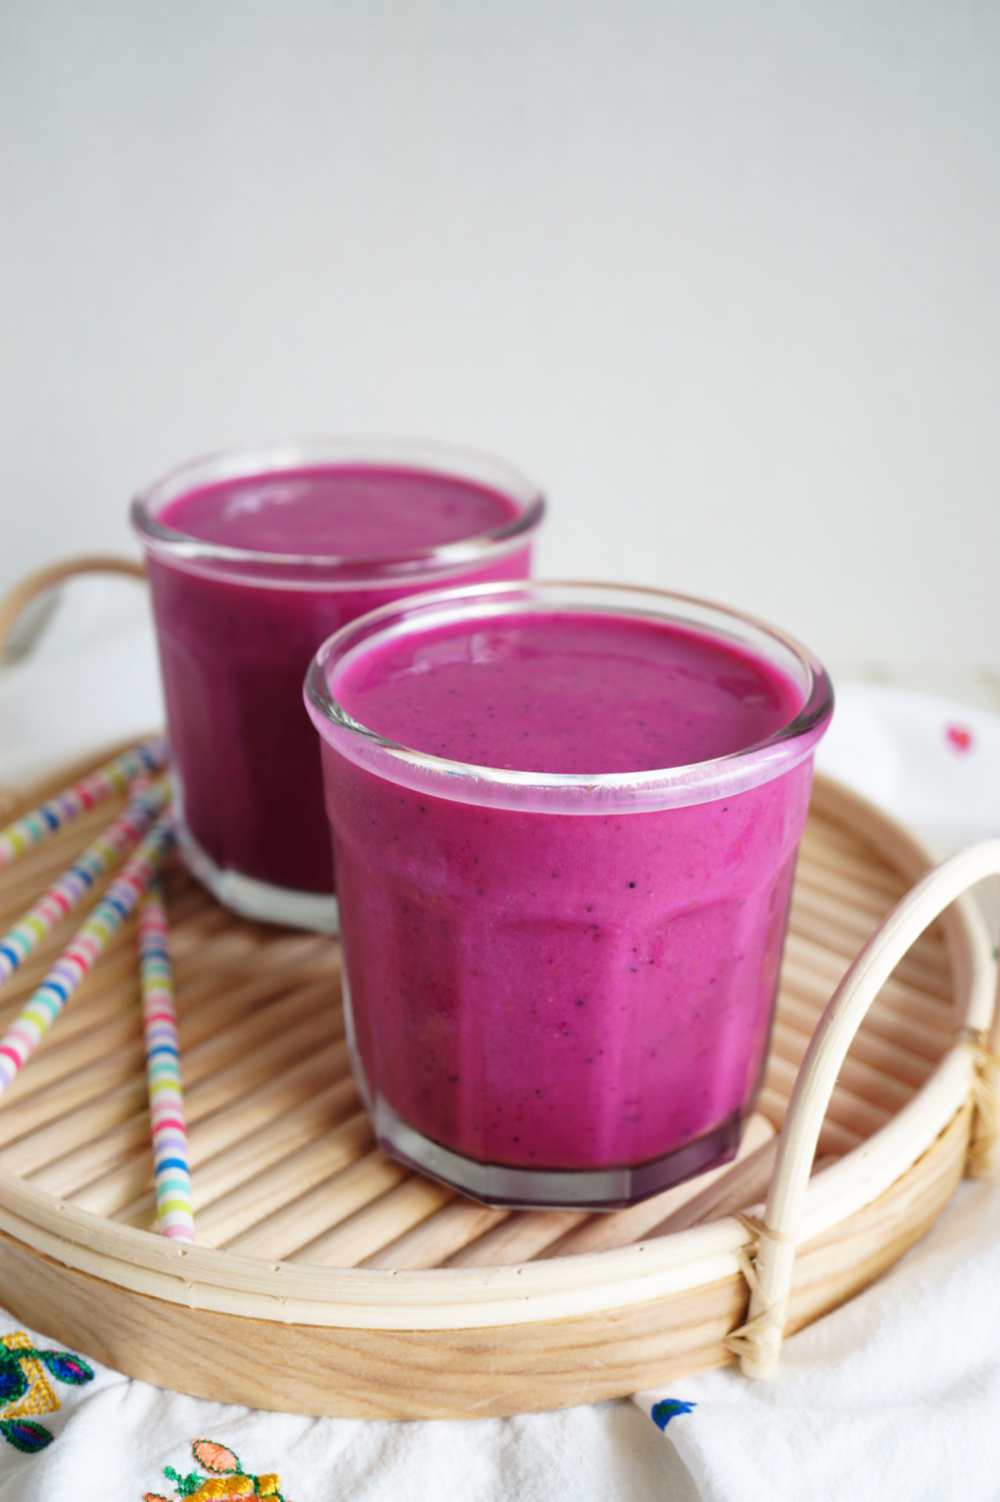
left=144, top=1439, right=289, bottom=1500
left=0, top=1330, right=94, bottom=1453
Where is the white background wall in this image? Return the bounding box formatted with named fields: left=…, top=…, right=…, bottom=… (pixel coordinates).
left=1, top=0, right=998, bottom=665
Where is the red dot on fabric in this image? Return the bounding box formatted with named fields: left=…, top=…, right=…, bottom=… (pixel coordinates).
left=945, top=724, right=974, bottom=754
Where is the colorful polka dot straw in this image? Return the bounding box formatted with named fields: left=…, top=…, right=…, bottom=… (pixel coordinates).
left=0, top=814, right=175, bottom=1095
left=138, top=878, right=195, bottom=1242
left=0, top=776, right=170, bottom=986
left=0, top=736, right=168, bottom=870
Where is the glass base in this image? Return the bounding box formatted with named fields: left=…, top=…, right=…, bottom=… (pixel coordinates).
left=340, top=969, right=745, bottom=1209
left=176, top=819, right=339, bottom=934
left=370, top=1098, right=742, bottom=1209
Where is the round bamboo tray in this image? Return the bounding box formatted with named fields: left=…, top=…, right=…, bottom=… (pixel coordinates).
left=0, top=748, right=997, bottom=1417
left=1, top=558, right=998, bottom=1418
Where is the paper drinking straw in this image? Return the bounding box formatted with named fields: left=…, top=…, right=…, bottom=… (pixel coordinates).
left=0, top=777, right=170, bottom=987
left=0, top=814, right=175, bottom=1096
left=138, top=879, right=195, bottom=1241
left=0, top=736, right=169, bottom=870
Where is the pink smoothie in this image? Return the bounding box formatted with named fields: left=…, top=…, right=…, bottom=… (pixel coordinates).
left=140, top=462, right=538, bottom=901
left=313, top=604, right=823, bottom=1192
left=157, top=467, right=520, bottom=556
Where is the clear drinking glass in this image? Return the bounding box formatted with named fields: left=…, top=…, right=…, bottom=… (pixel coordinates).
left=132, top=438, right=545, bottom=931
left=305, top=581, right=833, bottom=1208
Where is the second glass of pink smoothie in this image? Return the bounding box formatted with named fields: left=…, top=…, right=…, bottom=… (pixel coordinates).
left=132, top=438, right=544, bottom=931
left=305, top=582, right=833, bottom=1208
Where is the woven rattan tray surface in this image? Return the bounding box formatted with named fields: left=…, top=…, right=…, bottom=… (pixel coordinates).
left=0, top=747, right=990, bottom=1418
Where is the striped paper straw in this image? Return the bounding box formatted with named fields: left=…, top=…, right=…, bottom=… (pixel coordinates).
left=0, top=736, right=169, bottom=870
left=0, top=814, right=175, bottom=1096
left=0, top=777, right=170, bottom=987
left=139, top=880, right=195, bottom=1241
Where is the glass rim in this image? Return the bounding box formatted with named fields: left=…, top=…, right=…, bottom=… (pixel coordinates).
left=304, top=580, right=835, bottom=814
left=130, top=434, right=546, bottom=583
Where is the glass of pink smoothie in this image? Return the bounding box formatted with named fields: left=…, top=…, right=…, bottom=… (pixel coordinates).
left=305, top=581, right=833, bottom=1208
left=131, top=439, right=544, bottom=931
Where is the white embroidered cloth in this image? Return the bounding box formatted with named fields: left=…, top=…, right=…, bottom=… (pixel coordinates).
left=0, top=1304, right=683, bottom=1500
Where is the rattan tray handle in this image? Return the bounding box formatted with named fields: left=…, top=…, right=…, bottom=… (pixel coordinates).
left=740, top=840, right=1000, bottom=1378
left=0, top=556, right=148, bottom=816
left=0, top=554, right=147, bottom=661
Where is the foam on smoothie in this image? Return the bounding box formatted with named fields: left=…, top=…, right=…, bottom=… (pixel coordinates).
left=160, top=466, right=519, bottom=557
left=333, top=610, right=802, bottom=774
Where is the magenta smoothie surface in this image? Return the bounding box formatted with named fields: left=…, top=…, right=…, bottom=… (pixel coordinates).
left=157, top=467, right=520, bottom=556
left=307, top=585, right=833, bottom=1204
left=133, top=443, right=543, bottom=922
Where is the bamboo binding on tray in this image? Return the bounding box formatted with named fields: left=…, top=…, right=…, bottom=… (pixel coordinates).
left=0, top=553, right=998, bottom=1416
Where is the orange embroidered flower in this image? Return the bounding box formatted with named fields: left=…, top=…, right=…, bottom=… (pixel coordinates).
left=192, top=1442, right=240, bottom=1473
left=145, top=1438, right=290, bottom=1501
